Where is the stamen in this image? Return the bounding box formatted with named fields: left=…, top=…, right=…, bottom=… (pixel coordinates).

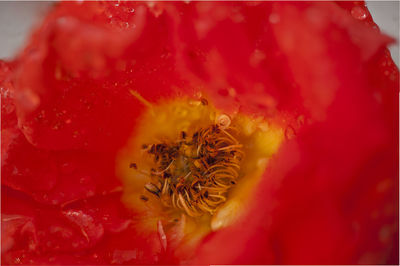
left=218, top=144, right=243, bottom=151
left=144, top=183, right=161, bottom=197
left=133, top=122, right=244, bottom=217
left=129, top=90, right=155, bottom=116
left=152, top=159, right=175, bottom=175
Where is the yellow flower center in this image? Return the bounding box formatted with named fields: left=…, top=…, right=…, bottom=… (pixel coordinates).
left=117, top=94, right=284, bottom=255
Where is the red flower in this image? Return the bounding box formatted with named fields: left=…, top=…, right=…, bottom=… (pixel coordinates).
left=1, top=1, right=398, bottom=264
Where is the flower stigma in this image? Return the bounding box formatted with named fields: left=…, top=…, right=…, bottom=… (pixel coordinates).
left=117, top=94, right=284, bottom=254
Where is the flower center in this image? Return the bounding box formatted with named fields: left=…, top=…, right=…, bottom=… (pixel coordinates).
left=141, top=121, right=244, bottom=217
left=117, top=95, right=284, bottom=233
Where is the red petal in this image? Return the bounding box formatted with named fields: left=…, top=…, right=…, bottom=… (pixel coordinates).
left=0, top=60, right=17, bottom=129
left=191, top=2, right=398, bottom=264
left=13, top=2, right=189, bottom=152
left=1, top=1, right=398, bottom=265
left=2, top=187, right=163, bottom=264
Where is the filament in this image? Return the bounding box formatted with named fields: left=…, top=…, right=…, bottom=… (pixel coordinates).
left=134, top=122, right=244, bottom=217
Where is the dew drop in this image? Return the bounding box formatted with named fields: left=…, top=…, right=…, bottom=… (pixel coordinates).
left=269, top=13, right=280, bottom=24
left=73, top=131, right=80, bottom=138
left=297, top=115, right=305, bottom=126
left=60, top=162, right=77, bottom=175
left=249, top=49, right=266, bottom=67
left=86, top=190, right=95, bottom=197
left=284, top=125, right=296, bottom=140
left=371, top=24, right=380, bottom=32
left=351, top=6, right=367, bottom=20
left=228, top=87, right=237, bottom=97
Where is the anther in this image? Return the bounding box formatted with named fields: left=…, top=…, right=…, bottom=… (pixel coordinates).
left=140, top=195, right=149, bottom=201
left=135, top=121, right=243, bottom=217
left=200, top=98, right=208, bottom=106
left=144, top=183, right=161, bottom=197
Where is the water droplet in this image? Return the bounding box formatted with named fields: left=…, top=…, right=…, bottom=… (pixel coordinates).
left=73, top=131, right=80, bottom=138
left=269, top=13, right=280, bottom=24
left=65, top=119, right=72, bottom=124
left=228, top=87, right=237, bottom=97
left=297, top=115, right=305, bottom=126
left=52, top=123, right=61, bottom=130
left=285, top=125, right=296, bottom=140
left=371, top=24, right=380, bottom=32
left=60, top=162, right=77, bottom=175
left=351, top=6, right=367, bottom=20
left=249, top=49, right=266, bottom=67
left=129, top=8, right=135, bottom=13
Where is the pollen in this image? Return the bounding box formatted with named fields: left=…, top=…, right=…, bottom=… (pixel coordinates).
left=117, top=97, right=284, bottom=232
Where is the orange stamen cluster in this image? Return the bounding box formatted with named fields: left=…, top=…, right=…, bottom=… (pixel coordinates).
left=137, top=123, right=244, bottom=217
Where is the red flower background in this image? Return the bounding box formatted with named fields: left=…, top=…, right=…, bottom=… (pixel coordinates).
left=1, top=1, right=399, bottom=264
